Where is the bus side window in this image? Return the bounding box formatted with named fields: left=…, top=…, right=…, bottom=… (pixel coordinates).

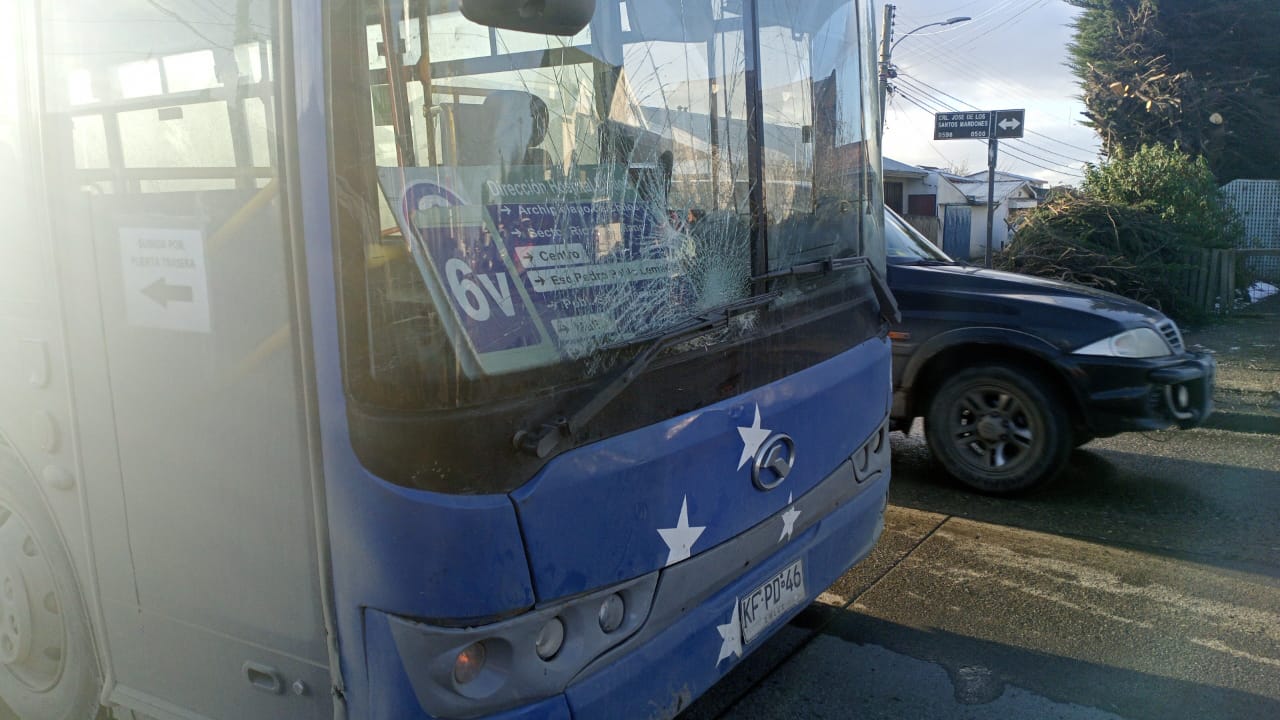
left=436, top=93, right=558, bottom=182
left=480, top=91, right=559, bottom=181
left=435, top=102, right=490, bottom=167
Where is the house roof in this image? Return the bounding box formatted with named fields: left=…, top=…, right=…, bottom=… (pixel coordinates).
left=965, top=170, right=1050, bottom=187
left=947, top=178, right=1035, bottom=205
left=882, top=156, right=928, bottom=178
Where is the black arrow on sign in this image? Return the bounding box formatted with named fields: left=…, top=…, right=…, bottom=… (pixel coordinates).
left=142, top=277, right=194, bottom=307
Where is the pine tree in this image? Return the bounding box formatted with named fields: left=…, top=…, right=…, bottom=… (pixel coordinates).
left=1066, top=0, right=1280, bottom=182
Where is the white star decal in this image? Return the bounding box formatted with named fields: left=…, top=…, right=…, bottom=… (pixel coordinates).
left=657, top=496, right=706, bottom=567
left=779, top=493, right=801, bottom=543
left=737, top=404, right=772, bottom=470
left=716, top=600, right=743, bottom=665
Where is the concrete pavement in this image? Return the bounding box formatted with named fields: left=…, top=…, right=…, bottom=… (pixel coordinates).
left=1186, top=294, right=1280, bottom=435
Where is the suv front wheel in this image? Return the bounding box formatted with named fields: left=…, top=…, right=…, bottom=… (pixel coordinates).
left=924, top=364, right=1072, bottom=494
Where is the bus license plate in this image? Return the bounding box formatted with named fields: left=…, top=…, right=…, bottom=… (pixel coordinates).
left=740, top=559, right=806, bottom=644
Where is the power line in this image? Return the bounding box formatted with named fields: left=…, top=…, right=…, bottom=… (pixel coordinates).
left=901, top=0, right=1038, bottom=56
left=893, top=87, right=1084, bottom=178
left=892, top=85, right=1086, bottom=176
left=892, top=76, right=1093, bottom=168
left=888, top=101, right=958, bottom=167
left=895, top=0, right=1026, bottom=40
left=886, top=1, right=1096, bottom=180
left=897, top=72, right=1100, bottom=157
left=893, top=64, right=1081, bottom=156
left=894, top=76, right=1094, bottom=166
left=951, top=0, right=1055, bottom=52
left=890, top=4, right=1070, bottom=119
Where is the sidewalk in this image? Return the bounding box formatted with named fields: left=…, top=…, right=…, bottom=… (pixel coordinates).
left=1182, top=292, right=1280, bottom=435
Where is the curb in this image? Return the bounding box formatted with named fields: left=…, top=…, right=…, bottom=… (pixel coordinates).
left=1200, top=410, right=1280, bottom=436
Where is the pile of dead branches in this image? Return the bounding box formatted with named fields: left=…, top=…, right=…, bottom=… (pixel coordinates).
left=995, top=194, right=1201, bottom=319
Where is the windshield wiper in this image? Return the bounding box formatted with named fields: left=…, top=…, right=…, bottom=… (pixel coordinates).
left=513, top=291, right=781, bottom=459
left=753, top=256, right=901, bottom=325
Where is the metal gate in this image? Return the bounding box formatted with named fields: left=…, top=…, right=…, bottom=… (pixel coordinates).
left=1221, top=179, right=1280, bottom=282
left=942, top=205, right=971, bottom=260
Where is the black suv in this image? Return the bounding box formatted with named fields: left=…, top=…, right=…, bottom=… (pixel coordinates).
left=885, top=209, right=1215, bottom=493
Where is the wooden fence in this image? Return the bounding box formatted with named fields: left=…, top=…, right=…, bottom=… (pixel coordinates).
left=1185, top=248, right=1280, bottom=314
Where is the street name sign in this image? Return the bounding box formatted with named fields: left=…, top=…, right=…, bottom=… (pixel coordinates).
left=933, top=109, right=1025, bottom=140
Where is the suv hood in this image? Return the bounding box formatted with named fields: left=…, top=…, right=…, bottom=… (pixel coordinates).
left=888, top=262, right=1171, bottom=351
left=898, top=263, right=1167, bottom=322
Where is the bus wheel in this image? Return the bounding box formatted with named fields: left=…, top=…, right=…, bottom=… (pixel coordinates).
left=0, top=459, right=101, bottom=720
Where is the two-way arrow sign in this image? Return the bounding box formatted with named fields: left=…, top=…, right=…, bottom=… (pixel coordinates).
left=994, top=109, right=1025, bottom=138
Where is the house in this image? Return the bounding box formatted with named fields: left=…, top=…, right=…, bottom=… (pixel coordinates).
left=935, top=174, right=1041, bottom=260
left=883, top=157, right=938, bottom=217
left=882, top=157, right=943, bottom=241
left=882, top=158, right=1042, bottom=261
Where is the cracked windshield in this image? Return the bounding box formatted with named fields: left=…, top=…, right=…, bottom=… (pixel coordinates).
left=1, top=1, right=1278, bottom=720
left=356, top=0, right=878, bottom=390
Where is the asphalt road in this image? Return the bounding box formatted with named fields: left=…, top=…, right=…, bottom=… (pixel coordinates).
left=686, top=423, right=1280, bottom=720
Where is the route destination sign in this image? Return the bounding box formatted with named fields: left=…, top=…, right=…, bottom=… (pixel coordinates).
left=933, top=109, right=1025, bottom=140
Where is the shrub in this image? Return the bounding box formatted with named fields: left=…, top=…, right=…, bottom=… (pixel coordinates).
left=996, top=145, right=1242, bottom=322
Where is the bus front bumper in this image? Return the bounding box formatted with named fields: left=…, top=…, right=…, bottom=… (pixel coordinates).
left=563, top=462, right=888, bottom=720
left=363, top=420, right=891, bottom=720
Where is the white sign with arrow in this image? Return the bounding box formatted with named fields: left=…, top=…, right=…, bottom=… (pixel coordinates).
left=119, top=227, right=211, bottom=333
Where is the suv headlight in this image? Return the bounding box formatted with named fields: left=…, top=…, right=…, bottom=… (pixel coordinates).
left=1073, top=327, right=1171, bottom=358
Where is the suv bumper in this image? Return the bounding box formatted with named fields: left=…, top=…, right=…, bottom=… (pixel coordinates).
left=1072, top=351, right=1215, bottom=436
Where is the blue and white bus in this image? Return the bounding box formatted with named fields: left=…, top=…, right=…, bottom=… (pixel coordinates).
left=0, top=1, right=891, bottom=718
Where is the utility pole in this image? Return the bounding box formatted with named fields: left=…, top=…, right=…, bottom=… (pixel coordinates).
left=879, top=4, right=895, bottom=126
left=986, top=132, right=998, bottom=269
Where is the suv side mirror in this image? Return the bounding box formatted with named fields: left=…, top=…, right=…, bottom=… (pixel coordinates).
left=461, top=0, right=595, bottom=36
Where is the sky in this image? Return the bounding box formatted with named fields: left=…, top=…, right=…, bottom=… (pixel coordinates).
left=877, top=0, right=1103, bottom=185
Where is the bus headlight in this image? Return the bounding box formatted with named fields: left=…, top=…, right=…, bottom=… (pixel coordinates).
left=382, top=572, right=658, bottom=718
left=597, top=594, right=625, bottom=634
left=534, top=618, right=564, bottom=660
left=453, top=642, right=487, bottom=685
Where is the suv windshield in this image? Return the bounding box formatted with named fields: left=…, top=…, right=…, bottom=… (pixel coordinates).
left=885, top=209, right=953, bottom=265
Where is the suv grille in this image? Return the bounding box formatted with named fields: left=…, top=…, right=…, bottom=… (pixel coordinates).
left=1157, top=320, right=1184, bottom=354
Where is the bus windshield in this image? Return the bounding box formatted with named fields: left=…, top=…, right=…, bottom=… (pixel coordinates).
left=331, top=0, right=884, bottom=489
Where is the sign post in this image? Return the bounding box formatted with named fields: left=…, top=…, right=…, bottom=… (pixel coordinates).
left=934, top=109, right=1025, bottom=268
